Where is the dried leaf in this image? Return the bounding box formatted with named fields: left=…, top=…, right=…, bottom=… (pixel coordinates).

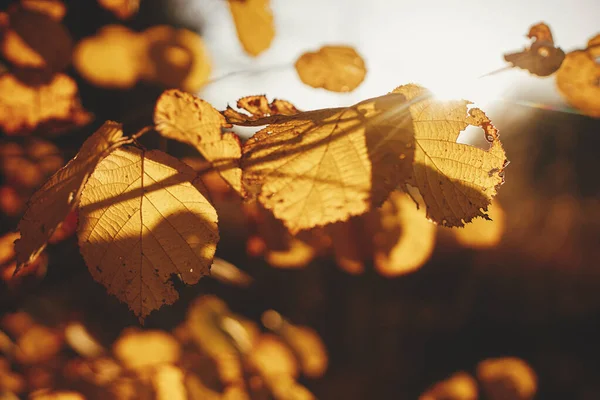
left=395, top=84, right=507, bottom=227
left=555, top=34, right=600, bottom=118
left=419, top=371, right=478, bottom=400
left=77, top=148, right=219, bottom=321
left=15, top=121, right=124, bottom=269
left=228, top=0, right=274, bottom=57
left=477, top=357, right=537, bottom=400
left=295, top=45, right=367, bottom=92
left=240, top=90, right=416, bottom=233
left=0, top=73, right=92, bottom=136
left=98, top=0, right=140, bottom=20
left=113, top=329, right=180, bottom=370
left=154, top=89, right=242, bottom=194
left=372, top=191, right=436, bottom=276
left=0, top=6, right=72, bottom=73
left=504, top=22, right=565, bottom=76
left=222, top=95, right=300, bottom=125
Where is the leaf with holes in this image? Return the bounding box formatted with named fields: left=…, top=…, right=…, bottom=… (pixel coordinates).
left=15, top=121, right=124, bottom=270
left=77, top=147, right=218, bottom=322
left=504, top=22, right=565, bottom=76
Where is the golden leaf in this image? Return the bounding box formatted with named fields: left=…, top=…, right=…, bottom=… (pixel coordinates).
left=0, top=73, right=92, bottom=136
left=396, top=84, right=507, bottom=227
left=477, top=357, right=537, bottom=400
left=222, top=95, right=300, bottom=125
left=0, top=6, right=72, bottom=73
left=228, top=0, right=274, bottom=57
left=77, top=147, right=219, bottom=322
left=556, top=34, right=600, bottom=118
left=504, top=22, right=565, bottom=76
left=97, top=0, right=140, bottom=20
left=249, top=334, right=298, bottom=378
left=447, top=200, right=505, bottom=248
left=20, top=0, right=67, bottom=21
left=113, top=329, right=180, bottom=370
left=240, top=90, right=415, bottom=233
left=153, top=365, right=187, bottom=400
left=15, top=121, right=124, bottom=269
left=154, top=89, right=242, bottom=194
left=419, top=372, right=478, bottom=400
left=372, top=191, right=436, bottom=277
left=295, top=45, right=367, bottom=92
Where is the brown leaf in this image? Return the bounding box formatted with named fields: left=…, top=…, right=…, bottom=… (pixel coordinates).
left=0, top=6, right=72, bottom=73
left=113, top=329, right=180, bottom=371
left=395, top=84, right=507, bottom=227
left=222, top=95, right=300, bottom=125
left=295, top=45, right=367, bottom=92
left=555, top=34, right=600, bottom=118
left=15, top=121, right=124, bottom=269
left=227, top=0, right=274, bottom=57
left=477, top=357, right=537, bottom=400
left=504, top=22, right=565, bottom=77
left=0, top=73, right=92, bottom=136
left=97, top=0, right=140, bottom=20
left=154, top=89, right=242, bottom=194
left=240, top=90, right=415, bottom=233
left=77, top=148, right=219, bottom=322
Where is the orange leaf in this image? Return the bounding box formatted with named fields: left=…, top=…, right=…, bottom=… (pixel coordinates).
left=227, top=0, right=274, bottom=57
left=97, top=0, right=140, bottom=20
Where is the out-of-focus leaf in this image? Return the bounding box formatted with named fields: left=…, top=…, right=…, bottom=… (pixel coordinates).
left=419, top=371, right=478, bottom=400
left=0, top=73, right=92, bottom=136
left=14, top=325, right=63, bottom=365
left=477, top=357, right=537, bottom=400
left=15, top=121, right=123, bottom=270
left=20, top=0, right=66, bottom=21
left=64, top=322, right=104, bottom=358
left=77, top=148, right=219, bottom=322
left=97, top=0, right=140, bottom=20
left=444, top=200, right=505, bottom=248
left=113, top=329, right=180, bottom=371
left=556, top=34, right=600, bottom=118
left=29, top=391, right=86, bottom=400
left=227, top=0, right=274, bottom=57
left=295, top=45, right=367, bottom=92
left=504, top=22, right=565, bottom=76
left=152, top=364, right=187, bottom=400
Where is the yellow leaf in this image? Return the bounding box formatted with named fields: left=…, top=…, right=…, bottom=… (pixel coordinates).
left=154, top=89, right=243, bottom=195
left=249, top=334, right=298, bottom=378
left=153, top=365, right=187, bottom=400
left=448, top=200, right=505, bottom=248
left=15, top=121, right=123, bottom=269
left=113, top=328, right=180, bottom=371
left=419, top=372, right=478, bottom=400
left=228, top=0, right=274, bottom=57
left=373, top=191, right=436, bottom=276
left=77, top=147, right=219, bottom=322
left=295, top=45, right=367, bottom=92
left=240, top=90, right=415, bottom=233
left=556, top=34, right=600, bottom=118
left=0, top=73, right=92, bottom=136
left=222, top=95, right=300, bottom=125
left=97, top=0, right=140, bottom=20
left=396, top=84, right=507, bottom=227
left=504, top=22, right=565, bottom=77
left=477, top=357, right=537, bottom=400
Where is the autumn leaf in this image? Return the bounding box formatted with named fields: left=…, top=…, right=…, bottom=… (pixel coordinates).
left=98, top=0, right=140, bottom=20
left=504, top=22, right=566, bottom=77
left=0, top=73, right=92, bottom=136
left=20, top=0, right=67, bottom=21
left=14, top=121, right=124, bottom=270
left=222, top=95, right=300, bottom=125
left=154, top=89, right=243, bottom=194
left=239, top=90, right=416, bottom=233
left=113, top=329, right=180, bottom=370
left=442, top=200, right=505, bottom=248
left=477, top=357, right=537, bottom=400
left=295, top=45, right=367, bottom=92
left=0, top=5, right=72, bottom=73
left=77, top=147, right=219, bottom=321
left=419, top=372, right=478, bottom=400
left=227, top=0, right=274, bottom=57
left=556, top=34, right=600, bottom=118
left=372, top=191, right=436, bottom=276
left=396, top=84, right=507, bottom=227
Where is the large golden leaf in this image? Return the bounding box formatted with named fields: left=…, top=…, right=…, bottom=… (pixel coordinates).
left=294, top=45, right=367, bottom=92
left=77, top=148, right=219, bottom=322
left=240, top=90, right=416, bottom=233
left=227, top=0, right=274, bottom=57
left=396, top=84, right=507, bottom=227
left=154, top=89, right=242, bottom=194
left=15, top=121, right=124, bottom=269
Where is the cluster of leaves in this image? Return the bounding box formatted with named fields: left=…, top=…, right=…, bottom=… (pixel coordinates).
left=503, top=22, right=600, bottom=117
left=0, top=295, right=326, bottom=399
left=420, top=357, right=537, bottom=400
